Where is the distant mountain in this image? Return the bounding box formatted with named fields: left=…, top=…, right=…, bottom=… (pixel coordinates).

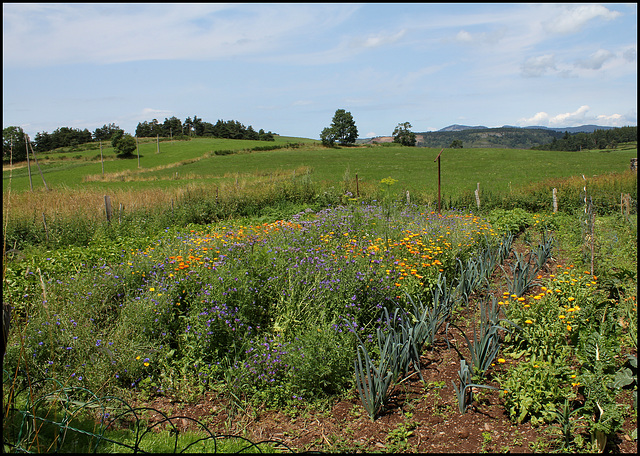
left=521, top=125, right=617, bottom=134
left=439, top=124, right=616, bottom=134
left=438, top=124, right=488, bottom=132
left=359, top=124, right=626, bottom=148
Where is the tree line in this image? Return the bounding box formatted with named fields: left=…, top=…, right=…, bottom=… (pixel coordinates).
left=531, top=126, right=637, bottom=151
left=135, top=116, right=275, bottom=142
left=3, top=116, right=277, bottom=162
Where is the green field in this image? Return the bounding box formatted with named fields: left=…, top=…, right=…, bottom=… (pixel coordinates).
left=4, top=137, right=636, bottom=198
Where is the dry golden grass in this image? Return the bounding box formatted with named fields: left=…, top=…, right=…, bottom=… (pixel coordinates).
left=3, top=166, right=321, bottom=223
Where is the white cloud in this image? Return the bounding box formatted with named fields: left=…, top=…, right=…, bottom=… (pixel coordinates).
left=575, top=49, right=615, bottom=70
left=517, top=106, right=634, bottom=127
left=358, top=29, right=406, bottom=49
left=521, top=54, right=556, bottom=77
left=622, top=46, right=637, bottom=62
left=2, top=3, right=360, bottom=68
left=543, top=4, right=621, bottom=35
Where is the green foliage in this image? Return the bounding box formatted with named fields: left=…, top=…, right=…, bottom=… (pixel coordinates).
left=499, top=359, right=574, bottom=425
left=501, top=251, right=540, bottom=297
left=322, top=109, right=358, bottom=146
left=417, top=126, right=565, bottom=149
left=353, top=336, right=395, bottom=421
left=487, top=208, right=533, bottom=234
left=392, top=122, right=416, bottom=147
left=3, top=125, right=27, bottom=162
left=113, top=133, right=137, bottom=157
left=533, top=126, right=637, bottom=151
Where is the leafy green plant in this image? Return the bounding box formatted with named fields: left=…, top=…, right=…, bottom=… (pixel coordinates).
left=501, top=251, right=540, bottom=297
left=451, top=359, right=501, bottom=414
left=530, top=231, right=555, bottom=273
left=487, top=208, right=533, bottom=234
left=499, top=359, right=574, bottom=425
left=353, top=341, right=395, bottom=421
left=547, top=398, right=586, bottom=451
left=446, top=318, right=508, bottom=381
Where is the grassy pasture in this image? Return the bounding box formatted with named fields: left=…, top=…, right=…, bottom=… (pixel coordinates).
left=4, top=138, right=636, bottom=197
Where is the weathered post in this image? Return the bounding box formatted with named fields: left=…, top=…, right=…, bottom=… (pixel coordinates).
left=29, top=139, right=48, bottom=191
left=100, top=140, right=104, bottom=176
left=156, top=134, right=160, bottom=154
left=136, top=136, right=140, bottom=168
left=434, top=148, right=444, bottom=213
left=25, top=134, right=33, bottom=191
left=356, top=173, right=360, bottom=198
left=105, top=195, right=112, bottom=223
left=42, top=213, right=49, bottom=242
left=553, top=188, right=558, bottom=213
left=475, top=183, right=481, bottom=211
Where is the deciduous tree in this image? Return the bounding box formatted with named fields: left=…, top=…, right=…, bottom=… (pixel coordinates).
left=322, top=109, right=358, bottom=146
left=392, top=122, right=416, bottom=146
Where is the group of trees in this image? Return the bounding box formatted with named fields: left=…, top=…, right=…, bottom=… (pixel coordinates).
left=533, top=126, right=637, bottom=151
left=320, top=109, right=417, bottom=148
left=135, top=116, right=275, bottom=141
left=2, top=115, right=277, bottom=160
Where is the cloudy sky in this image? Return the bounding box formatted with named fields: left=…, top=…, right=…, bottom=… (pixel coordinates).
left=2, top=3, right=637, bottom=139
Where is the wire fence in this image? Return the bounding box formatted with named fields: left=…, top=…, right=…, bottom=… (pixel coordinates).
left=3, top=372, right=296, bottom=454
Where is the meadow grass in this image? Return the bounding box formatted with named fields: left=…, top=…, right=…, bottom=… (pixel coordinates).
left=4, top=137, right=636, bottom=198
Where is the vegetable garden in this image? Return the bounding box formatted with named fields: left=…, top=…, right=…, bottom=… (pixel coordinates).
left=3, top=140, right=637, bottom=453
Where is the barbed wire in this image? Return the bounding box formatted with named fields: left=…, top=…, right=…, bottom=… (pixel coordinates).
left=3, top=372, right=296, bottom=453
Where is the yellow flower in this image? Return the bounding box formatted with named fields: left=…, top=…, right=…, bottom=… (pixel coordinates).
left=568, top=297, right=575, bottom=302
left=525, top=319, right=533, bottom=324
left=149, top=287, right=155, bottom=292
left=144, top=362, right=150, bottom=367
left=517, top=297, right=525, bottom=302
left=558, top=315, right=566, bottom=319
left=567, top=325, right=572, bottom=331
left=497, top=358, right=506, bottom=363
left=136, top=356, right=141, bottom=360
left=572, top=382, right=580, bottom=387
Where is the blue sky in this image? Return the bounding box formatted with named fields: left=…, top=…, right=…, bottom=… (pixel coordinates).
left=3, top=3, right=637, bottom=140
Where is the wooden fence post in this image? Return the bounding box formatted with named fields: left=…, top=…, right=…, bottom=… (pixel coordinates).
left=42, top=213, right=49, bottom=242
left=100, top=140, right=104, bottom=176
left=156, top=134, right=160, bottom=154
left=105, top=195, right=112, bottom=223
left=25, top=134, right=33, bottom=191
left=355, top=173, right=360, bottom=198
left=474, top=183, right=481, bottom=211
left=29, top=139, right=49, bottom=191
left=553, top=188, right=557, bottom=213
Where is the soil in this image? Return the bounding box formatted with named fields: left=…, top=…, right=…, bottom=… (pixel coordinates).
left=124, top=242, right=638, bottom=453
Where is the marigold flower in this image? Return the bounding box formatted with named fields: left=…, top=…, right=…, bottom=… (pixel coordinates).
left=567, top=325, right=572, bottom=331
left=517, top=297, right=525, bottom=302
left=568, top=297, right=575, bottom=302
left=525, top=319, right=533, bottom=324
left=559, top=315, right=566, bottom=319
left=497, top=358, right=506, bottom=363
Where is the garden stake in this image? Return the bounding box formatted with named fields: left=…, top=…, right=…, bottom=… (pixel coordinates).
left=434, top=148, right=443, bottom=213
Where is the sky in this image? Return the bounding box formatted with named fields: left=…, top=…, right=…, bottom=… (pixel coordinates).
left=2, top=3, right=637, bottom=140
